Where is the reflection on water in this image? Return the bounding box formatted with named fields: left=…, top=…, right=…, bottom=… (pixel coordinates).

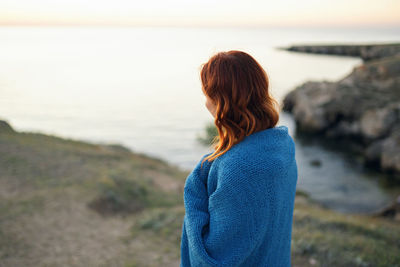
left=282, top=112, right=400, bottom=214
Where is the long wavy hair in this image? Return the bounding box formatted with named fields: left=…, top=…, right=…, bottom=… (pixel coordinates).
left=200, top=50, right=280, bottom=167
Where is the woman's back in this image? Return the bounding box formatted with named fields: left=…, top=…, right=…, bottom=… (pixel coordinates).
left=181, top=125, right=298, bottom=266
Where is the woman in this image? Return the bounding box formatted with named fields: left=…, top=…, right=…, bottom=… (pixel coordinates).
left=180, top=50, right=298, bottom=267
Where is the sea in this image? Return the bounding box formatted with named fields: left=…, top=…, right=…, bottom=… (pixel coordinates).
left=1, top=25, right=399, bottom=213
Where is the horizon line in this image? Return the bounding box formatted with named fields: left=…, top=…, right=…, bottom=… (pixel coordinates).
left=1, top=22, right=399, bottom=29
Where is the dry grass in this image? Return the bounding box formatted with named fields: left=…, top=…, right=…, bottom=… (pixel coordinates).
left=1, top=121, right=399, bottom=267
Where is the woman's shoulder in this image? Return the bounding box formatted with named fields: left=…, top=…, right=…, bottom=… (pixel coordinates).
left=210, top=148, right=275, bottom=180
left=203, top=125, right=296, bottom=176
left=213, top=132, right=295, bottom=177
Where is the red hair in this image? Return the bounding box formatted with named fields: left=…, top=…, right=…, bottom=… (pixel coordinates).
left=200, top=50, right=280, bottom=167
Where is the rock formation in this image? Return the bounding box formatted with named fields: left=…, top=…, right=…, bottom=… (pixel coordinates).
left=281, top=43, right=400, bottom=61
left=0, top=119, right=15, bottom=133
left=282, top=44, right=400, bottom=176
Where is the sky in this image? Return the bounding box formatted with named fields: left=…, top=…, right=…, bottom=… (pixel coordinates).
left=0, top=0, right=399, bottom=27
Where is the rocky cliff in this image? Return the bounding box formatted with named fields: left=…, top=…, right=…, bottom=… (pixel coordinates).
left=282, top=44, right=400, bottom=176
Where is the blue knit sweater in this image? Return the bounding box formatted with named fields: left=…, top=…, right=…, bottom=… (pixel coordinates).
left=180, top=125, right=298, bottom=267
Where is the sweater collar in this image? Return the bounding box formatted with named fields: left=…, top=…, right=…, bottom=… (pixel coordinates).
left=244, top=125, right=289, bottom=140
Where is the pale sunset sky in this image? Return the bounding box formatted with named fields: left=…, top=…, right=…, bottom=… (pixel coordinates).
left=0, top=0, right=399, bottom=27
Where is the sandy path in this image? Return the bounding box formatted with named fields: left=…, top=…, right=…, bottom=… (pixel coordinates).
left=1, top=186, right=181, bottom=267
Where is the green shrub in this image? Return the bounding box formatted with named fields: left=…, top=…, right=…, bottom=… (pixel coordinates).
left=88, top=174, right=180, bottom=216
left=197, top=122, right=218, bottom=146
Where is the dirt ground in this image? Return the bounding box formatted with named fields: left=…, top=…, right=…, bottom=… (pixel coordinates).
left=1, top=185, right=182, bottom=267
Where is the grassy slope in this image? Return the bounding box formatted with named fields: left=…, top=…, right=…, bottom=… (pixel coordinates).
left=0, top=123, right=399, bottom=267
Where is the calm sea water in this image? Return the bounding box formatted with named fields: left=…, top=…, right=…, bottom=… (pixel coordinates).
left=1, top=26, right=399, bottom=213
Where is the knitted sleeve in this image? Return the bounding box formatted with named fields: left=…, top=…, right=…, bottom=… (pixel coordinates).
left=183, top=155, right=271, bottom=267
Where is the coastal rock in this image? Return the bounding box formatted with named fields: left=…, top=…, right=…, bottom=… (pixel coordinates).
left=282, top=48, right=400, bottom=175
left=380, top=128, right=400, bottom=173
left=359, top=104, right=398, bottom=140
left=283, top=43, right=400, bottom=61
left=0, top=120, right=15, bottom=133
left=364, top=126, right=400, bottom=173
left=283, top=81, right=335, bottom=133
left=373, top=195, right=400, bottom=221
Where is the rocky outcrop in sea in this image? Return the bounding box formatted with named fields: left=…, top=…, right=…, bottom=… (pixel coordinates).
left=281, top=43, right=400, bottom=61
left=281, top=43, right=400, bottom=177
